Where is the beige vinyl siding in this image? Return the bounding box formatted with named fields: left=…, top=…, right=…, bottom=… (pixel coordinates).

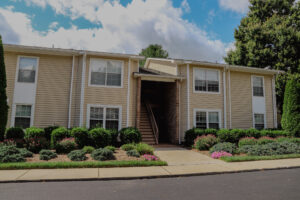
left=178, top=64, right=187, bottom=141
left=128, top=60, right=139, bottom=127
left=230, top=71, right=253, bottom=129
left=264, top=75, right=275, bottom=128
left=83, top=56, right=129, bottom=129
left=34, top=54, right=73, bottom=127
left=147, top=60, right=177, bottom=75
left=3, top=52, right=18, bottom=128
left=189, top=64, right=224, bottom=129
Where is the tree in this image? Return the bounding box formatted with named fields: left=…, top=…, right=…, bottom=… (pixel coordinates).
left=139, top=44, right=169, bottom=66
left=225, top=0, right=300, bottom=113
left=0, top=35, right=8, bottom=141
left=281, top=74, right=300, bottom=136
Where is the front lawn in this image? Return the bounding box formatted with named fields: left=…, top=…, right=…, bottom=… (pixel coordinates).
left=220, top=154, right=300, bottom=162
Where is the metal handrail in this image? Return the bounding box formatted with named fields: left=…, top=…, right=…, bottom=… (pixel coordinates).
left=145, top=101, right=159, bottom=144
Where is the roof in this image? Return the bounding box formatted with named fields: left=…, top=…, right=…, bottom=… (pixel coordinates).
left=133, top=67, right=184, bottom=82
left=145, top=58, right=284, bottom=75
left=3, top=44, right=145, bottom=60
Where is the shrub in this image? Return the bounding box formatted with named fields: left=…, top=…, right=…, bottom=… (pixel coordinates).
left=247, top=142, right=300, bottom=156
left=91, top=148, right=115, bottom=161
left=143, top=154, right=158, bottom=161
left=89, top=128, right=111, bottom=148
left=204, top=128, right=218, bottom=136
left=193, top=134, right=218, bottom=150
left=211, top=151, right=232, bottom=159
left=39, top=149, right=57, bottom=161
left=24, top=137, right=49, bottom=153
left=245, top=128, right=261, bottom=138
left=121, top=143, right=136, bottom=151
left=238, top=137, right=257, bottom=147
left=51, top=127, right=69, bottom=148
left=44, top=126, right=59, bottom=141
left=135, top=143, right=154, bottom=155
left=257, top=136, right=275, bottom=145
left=281, top=74, right=300, bottom=137
left=24, top=127, right=45, bottom=139
left=18, top=148, right=33, bottom=157
left=67, top=150, right=87, bottom=161
left=109, top=129, right=119, bottom=146
left=0, top=145, right=25, bottom=163
left=184, top=128, right=205, bottom=146
left=217, top=129, right=235, bottom=143
left=82, top=146, right=95, bottom=154
left=210, top=142, right=237, bottom=154
left=238, top=145, right=254, bottom=154
left=5, top=127, right=24, bottom=140
left=71, top=127, right=89, bottom=148
left=119, top=127, right=141, bottom=144
left=126, top=149, right=140, bottom=157
left=261, top=130, right=289, bottom=138
left=104, top=146, right=116, bottom=152
left=55, top=138, right=77, bottom=154
left=290, top=138, right=300, bottom=144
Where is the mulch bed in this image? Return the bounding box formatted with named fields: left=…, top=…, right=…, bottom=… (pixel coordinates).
left=26, top=149, right=144, bottom=163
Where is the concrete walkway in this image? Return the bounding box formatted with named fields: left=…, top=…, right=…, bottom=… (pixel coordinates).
left=1, top=147, right=300, bottom=182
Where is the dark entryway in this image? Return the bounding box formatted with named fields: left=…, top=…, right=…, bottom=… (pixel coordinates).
left=140, top=80, right=178, bottom=144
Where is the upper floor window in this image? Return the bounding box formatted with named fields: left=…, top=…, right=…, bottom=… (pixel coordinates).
left=253, top=76, right=264, bottom=97
left=194, top=68, right=219, bottom=93
left=195, top=110, right=220, bottom=129
left=90, top=59, right=123, bottom=87
left=15, top=105, right=32, bottom=128
left=18, top=57, right=38, bottom=83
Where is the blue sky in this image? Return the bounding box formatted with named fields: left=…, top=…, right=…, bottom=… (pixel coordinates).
left=0, top=0, right=250, bottom=62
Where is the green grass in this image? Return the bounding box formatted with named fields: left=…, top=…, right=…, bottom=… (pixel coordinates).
left=220, top=154, right=300, bottom=162
left=0, top=160, right=167, bottom=170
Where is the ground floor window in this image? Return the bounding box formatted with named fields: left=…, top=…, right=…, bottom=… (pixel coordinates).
left=15, top=105, right=32, bottom=128
left=254, top=113, right=265, bottom=130
left=89, top=105, right=121, bottom=130
left=195, top=110, right=220, bottom=129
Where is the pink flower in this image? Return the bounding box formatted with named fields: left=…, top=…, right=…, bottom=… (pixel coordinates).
left=211, top=151, right=232, bottom=159
left=143, top=154, right=158, bottom=161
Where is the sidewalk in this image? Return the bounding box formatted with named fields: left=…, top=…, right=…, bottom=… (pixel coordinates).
left=1, top=147, right=300, bottom=182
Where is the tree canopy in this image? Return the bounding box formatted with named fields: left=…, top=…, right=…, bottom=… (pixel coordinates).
left=225, top=0, right=300, bottom=112
left=139, top=44, right=169, bottom=66
left=0, top=35, right=8, bottom=141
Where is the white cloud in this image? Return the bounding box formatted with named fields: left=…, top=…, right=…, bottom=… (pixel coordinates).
left=207, top=10, right=216, bottom=24
left=180, top=0, right=190, bottom=13
left=219, top=0, right=249, bottom=14
left=1, top=0, right=229, bottom=62
left=49, top=21, right=58, bottom=29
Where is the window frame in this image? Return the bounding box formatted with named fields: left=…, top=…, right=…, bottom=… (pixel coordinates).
left=251, top=75, right=265, bottom=97
left=86, top=104, right=122, bottom=130
left=193, top=67, right=221, bottom=94
left=16, top=56, right=39, bottom=84
left=88, top=58, right=124, bottom=88
left=13, top=104, right=33, bottom=128
left=193, top=109, right=222, bottom=129
left=253, top=113, right=266, bottom=130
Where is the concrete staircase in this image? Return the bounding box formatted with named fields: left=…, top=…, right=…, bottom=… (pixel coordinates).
left=140, top=103, right=157, bottom=145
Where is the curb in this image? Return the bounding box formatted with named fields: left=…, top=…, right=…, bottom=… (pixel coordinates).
left=1, top=166, right=300, bottom=183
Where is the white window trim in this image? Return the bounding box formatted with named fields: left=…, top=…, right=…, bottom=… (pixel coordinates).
left=16, top=56, right=39, bottom=84
left=193, top=67, right=221, bottom=94
left=88, top=58, right=124, bottom=88
left=193, top=109, right=222, bottom=129
left=86, top=104, right=122, bottom=130
left=11, top=103, right=34, bottom=128
left=253, top=113, right=266, bottom=129
left=251, top=75, right=265, bottom=97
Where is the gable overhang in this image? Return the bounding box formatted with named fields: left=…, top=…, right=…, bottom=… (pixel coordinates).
left=133, top=73, right=184, bottom=82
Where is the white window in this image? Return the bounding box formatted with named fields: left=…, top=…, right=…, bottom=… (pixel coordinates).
left=253, top=76, right=264, bottom=97
left=194, top=68, right=219, bottom=93
left=254, top=113, right=265, bottom=130
left=15, top=105, right=32, bottom=128
left=90, top=59, right=123, bottom=87
left=195, top=110, right=221, bottom=129
left=18, top=57, right=38, bottom=83
left=88, top=106, right=121, bottom=130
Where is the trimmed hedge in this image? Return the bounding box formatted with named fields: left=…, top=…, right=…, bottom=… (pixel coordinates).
left=5, top=127, right=24, bottom=140
left=88, top=128, right=111, bottom=148
left=55, top=138, right=77, bottom=154
left=71, top=127, right=89, bottom=148
left=119, top=127, right=141, bottom=144
left=24, top=127, right=45, bottom=139
left=51, top=127, right=69, bottom=148
left=44, top=126, right=59, bottom=141
left=194, top=135, right=218, bottom=150
left=184, top=128, right=206, bottom=146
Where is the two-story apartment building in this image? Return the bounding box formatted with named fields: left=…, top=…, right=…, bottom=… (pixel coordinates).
left=3, top=44, right=282, bottom=144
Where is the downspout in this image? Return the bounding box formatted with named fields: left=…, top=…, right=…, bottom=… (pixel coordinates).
left=223, top=68, right=227, bottom=129
left=68, top=55, right=75, bottom=128
left=79, top=52, right=87, bottom=127
left=187, top=64, right=190, bottom=130
left=126, top=59, right=131, bottom=127
left=272, top=74, right=278, bottom=128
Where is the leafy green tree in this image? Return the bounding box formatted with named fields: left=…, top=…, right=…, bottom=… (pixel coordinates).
left=139, top=44, right=169, bottom=66
left=225, top=0, right=300, bottom=113
left=0, top=35, right=8, bottom=141
left=281, top=74, right=300, bottom=136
